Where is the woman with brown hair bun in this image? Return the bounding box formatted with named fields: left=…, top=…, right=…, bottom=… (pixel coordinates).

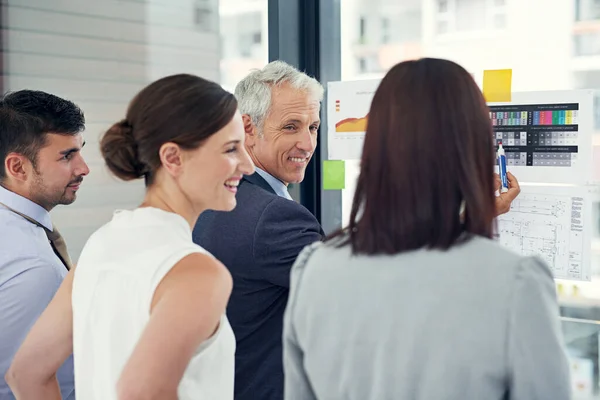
left=282, top=58, right=570, bottom=400
left=7, top=74, right=255, bottom=399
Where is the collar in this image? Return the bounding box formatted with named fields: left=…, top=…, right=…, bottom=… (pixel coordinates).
left=254, top=168, right=292, bottom=200
left=243, top=172, right=276, bottom=195
left=0, top=184, right=53, bottom=230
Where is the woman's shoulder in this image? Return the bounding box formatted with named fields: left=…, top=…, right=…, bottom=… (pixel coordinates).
left=292, top=234, right=553, bottom=278
left=462, top=235, right=523, bottom=260
left=293, top=241, right=326, bottom=270
left=459, top=236, right=554, bottom=280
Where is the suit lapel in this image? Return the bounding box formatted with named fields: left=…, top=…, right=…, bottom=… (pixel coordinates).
left=243, top=173, right=277, bottom=196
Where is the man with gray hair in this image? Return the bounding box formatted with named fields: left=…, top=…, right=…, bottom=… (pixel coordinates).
left=193, top=60, right=324, bottom=399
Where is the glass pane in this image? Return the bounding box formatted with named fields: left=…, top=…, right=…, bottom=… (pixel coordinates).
left=455, top=0, right=486, bottom=31
left=437, top=20, right=449, bottom=35
left=220, top=0, right=269, bottom=92
left=576, top=0, right=600, bottom=21
left=437, top=0, right=449, bottom=13
left=493, top=13, right=506, bottom=29
left=0, top=0, right=267, bottom=260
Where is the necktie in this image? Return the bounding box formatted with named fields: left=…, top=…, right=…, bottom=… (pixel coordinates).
left=0, top=201, right=73, bottom=270
left=44, top=225, right=73, bottom=271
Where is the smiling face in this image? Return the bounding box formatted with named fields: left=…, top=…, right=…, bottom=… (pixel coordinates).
left=178, top=111, right=254, bottom=212
left=245, top=82, right=321, bottom=185
left=24, top=133, right=89, bottom=210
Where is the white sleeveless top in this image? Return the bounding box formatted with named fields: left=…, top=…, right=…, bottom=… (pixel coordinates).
left=72, top=207, right=235, bottom=400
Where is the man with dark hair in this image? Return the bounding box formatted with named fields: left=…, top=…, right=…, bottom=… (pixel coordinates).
left=0, top=90, right=88, bottom=399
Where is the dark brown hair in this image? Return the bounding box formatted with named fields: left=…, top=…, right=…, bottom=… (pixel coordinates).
left=100, top=74, right=237, bottom=186
left=0, top=90, right=85, bottom=180
left=331, top=58, right=496, bottom=254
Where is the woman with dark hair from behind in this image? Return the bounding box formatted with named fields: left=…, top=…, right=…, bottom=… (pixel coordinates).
left=282, top=58, right=571, bottom=400
left=6, top=74, right=254, bottom=399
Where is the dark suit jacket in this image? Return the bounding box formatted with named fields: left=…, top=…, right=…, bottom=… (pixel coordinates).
left=192, top=173, right=323, bottom=400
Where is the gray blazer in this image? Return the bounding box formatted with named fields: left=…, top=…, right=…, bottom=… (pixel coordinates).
left=283, top=236, right=571, bottom=400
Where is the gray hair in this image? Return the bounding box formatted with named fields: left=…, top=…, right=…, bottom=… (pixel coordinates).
left=234, top=60, right=324, bottom=132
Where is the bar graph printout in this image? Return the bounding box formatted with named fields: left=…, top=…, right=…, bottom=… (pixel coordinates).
left=327, top=79, right=379, bottom=160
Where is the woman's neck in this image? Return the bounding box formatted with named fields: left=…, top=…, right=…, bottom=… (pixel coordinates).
left=140, top=186, right=204, bottom=230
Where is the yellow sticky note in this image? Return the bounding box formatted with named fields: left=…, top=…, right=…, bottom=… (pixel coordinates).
left=322, top=160, right=345, bottom=190
left=483, top=69, right=512, bottom=102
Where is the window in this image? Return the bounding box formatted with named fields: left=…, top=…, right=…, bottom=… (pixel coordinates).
left=576, top=0, right=600, bottom=21
left=455, top=0, right=486, bottom=31
left=574, top=71, right=600, bottom=128
left=493, top=13, right=506, bottom=29
left=574, top=32, right=600, bottom=56
left=359, top=57, right=367, bottom=73
left=437, top=20, right=449, bottom=34
left=194, top=0, right=217, bottom=32
left=438, top=0, right=449, bottom=13
left=436, top=0, right=452, bottom=34
left=381, top=17, right=390, bottom=44
left=219, top=3, right=268, bottom=92
left=433, top=0, right=506, bottom=35
left=359, top=16, right=367, bottom=43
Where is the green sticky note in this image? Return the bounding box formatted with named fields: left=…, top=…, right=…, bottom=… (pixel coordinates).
left=323, top=160, right=345, bottom=190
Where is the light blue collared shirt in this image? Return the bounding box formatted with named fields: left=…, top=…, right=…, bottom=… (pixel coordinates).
left=0, top=185, right=75, bottom=400
left=254, top=167, right=293, bottom=200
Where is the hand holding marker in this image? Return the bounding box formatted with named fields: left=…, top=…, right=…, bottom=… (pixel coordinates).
left=497, top=142, right=509, bottom=193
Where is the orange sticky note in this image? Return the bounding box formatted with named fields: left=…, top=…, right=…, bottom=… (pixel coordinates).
left=483, top=69, right=512, bottom=102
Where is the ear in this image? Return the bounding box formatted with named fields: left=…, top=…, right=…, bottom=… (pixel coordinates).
left=158, top=142, right=183, bottom=178
left=4, top=153, right=31, bottom=183
left=242, top=114, right=257, bottom=147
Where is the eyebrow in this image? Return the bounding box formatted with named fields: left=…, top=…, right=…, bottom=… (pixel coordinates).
left=59, top=141, right=86, bottom=156
left=283, top=119, right=320, bottom=125
left=225, top=140, right=241, bottom=145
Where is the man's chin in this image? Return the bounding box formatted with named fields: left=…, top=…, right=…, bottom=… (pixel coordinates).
left=59, top=195, right=77, bottom=206
left=287, top=174, right=305, bottom=184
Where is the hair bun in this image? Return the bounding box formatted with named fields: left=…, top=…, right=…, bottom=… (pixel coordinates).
left=117, top=119, right=133, bottom=136
left=100, top=119, right=148, bottom=181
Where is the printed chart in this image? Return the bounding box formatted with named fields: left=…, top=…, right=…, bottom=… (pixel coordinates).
left=491, top=105, right=579, bottom=167
left=327, top=84, right=593, bottom=184
left=488, top=90, right=594, bottom=185
left=327, top=80, right=379, bottom=160
left=496, top=186, right=591, bottom=281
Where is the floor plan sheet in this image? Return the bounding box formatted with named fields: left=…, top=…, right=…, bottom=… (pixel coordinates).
left=496, top=185, right=591, bottom=281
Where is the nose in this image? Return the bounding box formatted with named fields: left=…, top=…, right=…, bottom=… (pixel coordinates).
left=239, top=146, right=255, bottom=176
left=76, top=154, right=90, bottom=176
left=296, top=128, right=317, bottom=153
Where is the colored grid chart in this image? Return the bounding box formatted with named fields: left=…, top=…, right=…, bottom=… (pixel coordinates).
left=490, top=103, right=579, bottom=168
left=491, top=111, right=528, bottom=126
left=492, top=110, right=579, bottom=126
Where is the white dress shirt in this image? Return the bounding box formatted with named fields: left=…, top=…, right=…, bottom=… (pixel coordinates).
left=254, top=167, right=292, bottom=200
